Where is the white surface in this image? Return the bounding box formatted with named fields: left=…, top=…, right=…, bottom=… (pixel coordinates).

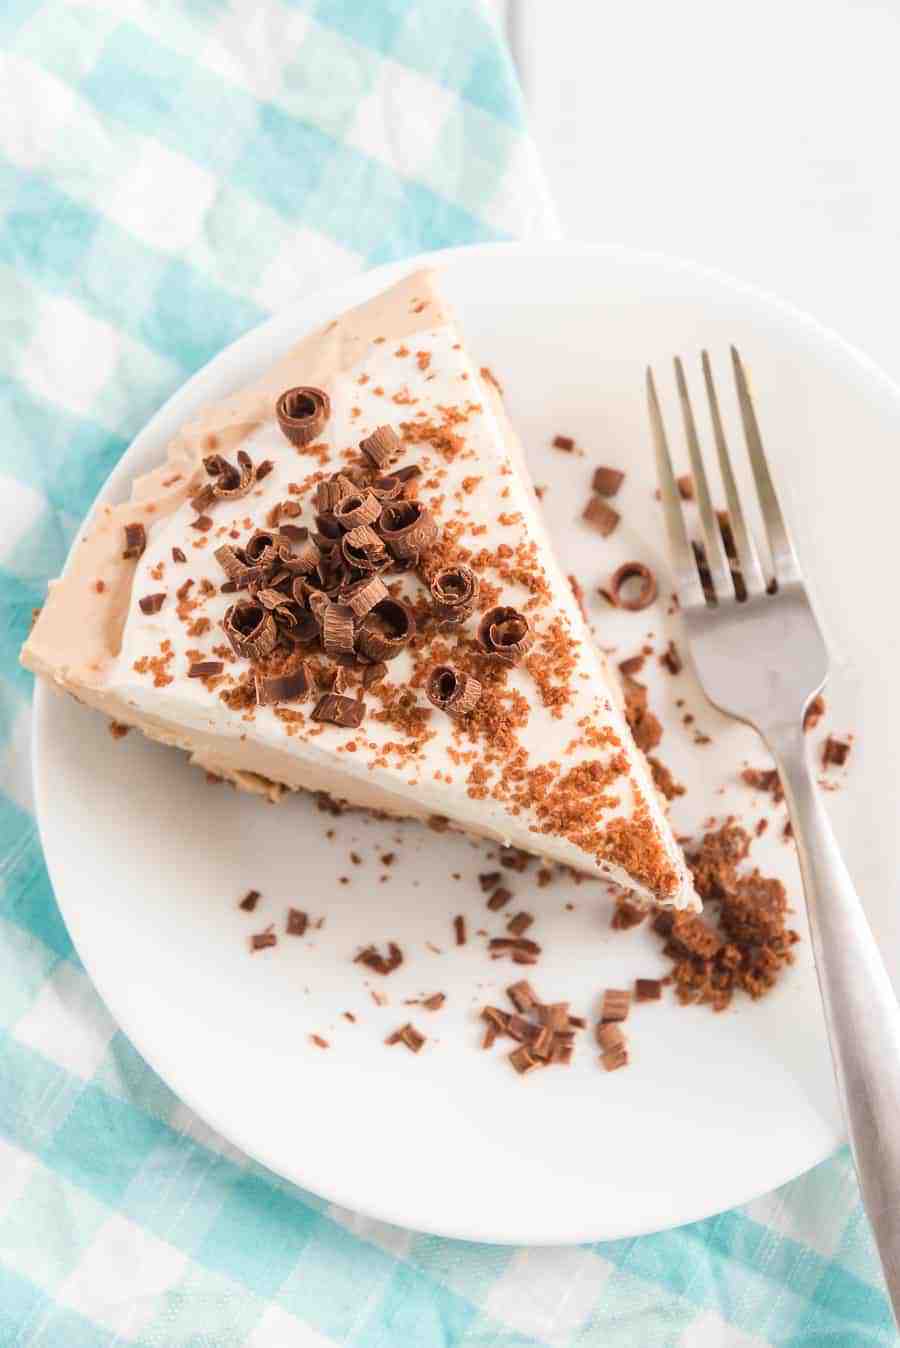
left=516, top=0, right=900, bottom=389
left=33, top=242, right=900, bottom=1243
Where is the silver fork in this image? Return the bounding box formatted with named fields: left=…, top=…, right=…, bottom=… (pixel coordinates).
left=648, top=349, right=900, bottom=1324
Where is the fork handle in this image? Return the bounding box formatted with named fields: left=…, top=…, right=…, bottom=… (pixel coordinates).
left=768, top=721, right=900, bottom=1321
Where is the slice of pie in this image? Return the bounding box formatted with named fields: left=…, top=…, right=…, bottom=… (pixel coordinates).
left=23, top=270, right=697, bottom=909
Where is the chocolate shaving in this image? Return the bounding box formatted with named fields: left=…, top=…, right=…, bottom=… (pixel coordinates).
left=251, top=927, right=276, bottom=952
left=476, top=606, right=535, bottom=664
left=600, top=1043, right=629, bottom=1072
left=223, top=601, right=277, bottom=660
left=276, top=386, right=330, bottom=448
left=286, top=908, right=308, bottom=936
left=509, top=1045, right=541, bottom=1074
left=479, top=872, right=502, bottom=892
left=188, top=660, right=224, bottom=679
left=486, top=886, right=513, bottom=911
left=377, top=500, right=436, bottom=560
left=356, top=598, right=416, bottom=661
left=553, top=435, right=575, bottom=452
left=823, top=736, right=850, bottom=767
left=600, top=988, right=630, bottom=1023
left=660, top=640, right=682, bottom=675
left=608, top=562, right=657, bottom=611
left=359, top=424, right=401, bottom=469
left=214, top=545, right=258, bottom=589
left=426, top=665, right=482, bottom=717
left=507, top=912, right=534, bottom=937
left=635, top=977, right=662, bottom=1002
left=312, top=693, right=365, bottom=728
left=204, top=448, right=256, bottom=502
left=362, top=661, right=388, bottom=688
left=453, top=914, right=466, bottom=946
left=592, top=466, right=625, bottom=497
left=239, top=890, right=260, bottom=912
left=582, top=497, right=620, bottom=537
left=341, top=523, right=388, bottom=572
left=430, top=565, right=479, bottom=623
left=507, top=980, right=539, bottom=1013
left=138, top=593, right=166, bottom=615
left=123, top=522, right=147, bottom=559
left=255, top=663, right=312, bottom=706
left=370, top=473, right=404, bottom=502
left=421, top=993, right=445, bottom=1011
left=341, top=575, right=388, bottom=619
left=172, top=546, right=186, bottom=564
left=355, top=942, right=403, bottom=975
left=677, top=473, right=695, bottom=500
left=322, top=604, right=356, bottom=655
left=334, top=491, right=381, bottom=530
left=386, top=1022, right=425, bottom=1053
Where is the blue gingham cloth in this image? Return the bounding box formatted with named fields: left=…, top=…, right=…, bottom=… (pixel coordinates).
left=0, top=2, right=895, bottom=1344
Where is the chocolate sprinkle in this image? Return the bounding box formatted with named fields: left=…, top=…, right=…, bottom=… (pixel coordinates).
left=430, top=564, right=479, bottom=623
left=312, top=693, right=365, bottom=728
left=359, top=424, right=401, bottom=469
left=223, top=601, right=277, bottom=660
left=123, top=522, right=147, bottom=559
left=476, top=606, right=535, bottom=664
left=378, top=500, right=437, bottom=560
left=356, top=598, right=416, bottom=661
left=254, top=663, right=312, bottom=706
left=138, top=592, right=166, bottom=615
left=426, top=665, right=482, bottom=717
left=188, top=660, right=224, bottom=678
left=608, top=562, right=658, bottom=611
left=276, top=386, right=330, bottom=447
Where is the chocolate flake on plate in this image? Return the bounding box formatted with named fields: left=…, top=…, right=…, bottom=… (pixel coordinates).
left=486, top=886, right=513, bottom=911
left=386, top=1022, right=425, bottom=1053
left=276, top=386, right=331, bottom=447
left=139, top=592, right=166, bottom=615
left=239, top=889, right=260, bottom=912
left=582, top=497, right=620, bottom=536
left=635, top=977, right=662, bottom=1002
left=453, top=914, right=466, bottom=945
left=123, top=522, right=147, bottom=559
left=251, top=926, right=277, bottom=952
left=823, top=736, right=850, bottom=767
left=599, top=988, right=630, bottom=1023
left=172, top=546, right=187, bottom=564
left=553, top=435, right=575, bottom=452
left=592, top=466, right=625, bottom=497
left=286, top=908, right=308, bottom=936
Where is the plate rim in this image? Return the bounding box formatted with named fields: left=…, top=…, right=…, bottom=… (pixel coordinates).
left=31, top=238, right=898, bottom=1243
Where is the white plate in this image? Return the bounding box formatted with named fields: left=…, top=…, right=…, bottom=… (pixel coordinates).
left=33, top=242, right=900, bottom=1244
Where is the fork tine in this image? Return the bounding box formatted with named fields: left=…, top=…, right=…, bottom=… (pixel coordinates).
left=674, top=357, right=732, bottom=600
left=646, top=368, right=707, bottom=609
left=701, top=351, right=767, bottom=598
left=731, top=347, right=801, bottom=587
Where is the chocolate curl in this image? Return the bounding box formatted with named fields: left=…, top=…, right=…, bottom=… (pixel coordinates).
left=608, top=562, right=657, bottom=611
left=430, top=564, right=479, bottom=623
left=356, top=598, right=416, bottom=661
left=359, top=424, right=401, bottom=469
left=476, top=606, right=535, bottom=664
left=426, top=665, right=482, bottom=717
left=223, top=601, right=278, bottom=660
left=341, top=524, right=388, bottom=573
left=322, top=604, right=356, bottom=655
left=340, top=575, right=388, bottom=619
left=214, top=545, right=263, bottom=590
left=377, top=500, right=437, bottom=561
left=207, top=449, right=256, bottom=501
left=254, top=663, right=312, bottom=706
left=244, top=529, right=283, bottom=565
left=276, top=386, right=330, bottom=448
left=316, top=477, right=354, bottom=513
left=334, top=491, right=381, bottom=530
left=369, top=474, right=404, bottom=502
left=307, top=590, right=332, bottom=626
left=288, top=535, right=322, bottom=576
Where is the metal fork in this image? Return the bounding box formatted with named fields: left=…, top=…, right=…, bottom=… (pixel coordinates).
left=648, top=349, right=900, bottom=1323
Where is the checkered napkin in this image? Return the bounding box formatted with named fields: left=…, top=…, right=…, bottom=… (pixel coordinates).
left=0, top=1, right=894, bottom=1344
